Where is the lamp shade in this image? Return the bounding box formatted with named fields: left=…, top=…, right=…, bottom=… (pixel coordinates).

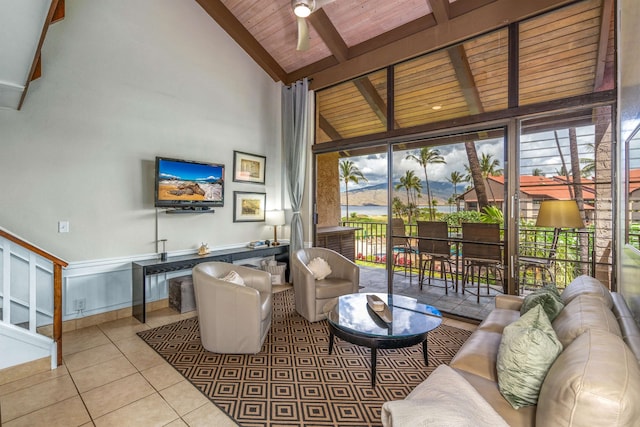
left=266, top=210, right=286, bottom=226
left=535, top=200, right=585, bottom=228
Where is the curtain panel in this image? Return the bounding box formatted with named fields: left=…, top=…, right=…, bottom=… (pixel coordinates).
left=282, top=78, right=309, bottom=256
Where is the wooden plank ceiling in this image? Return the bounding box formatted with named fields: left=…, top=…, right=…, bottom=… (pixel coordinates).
left=196, top=0, right=600, bottom=89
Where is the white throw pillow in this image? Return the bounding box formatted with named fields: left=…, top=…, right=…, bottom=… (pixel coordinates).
left=307, top=257, right=332, bottom=280
left=219, top=270, right=245, bottom=286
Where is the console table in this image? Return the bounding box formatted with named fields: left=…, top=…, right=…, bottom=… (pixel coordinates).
left=132, top=244, right=289, bottom=323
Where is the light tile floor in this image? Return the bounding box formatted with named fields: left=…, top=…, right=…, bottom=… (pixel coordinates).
left=0, top=295, right=476, bottom=426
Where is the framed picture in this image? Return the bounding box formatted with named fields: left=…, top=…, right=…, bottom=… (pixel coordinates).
left=233, top=151, right=266, bottom=184
left=233, top=191, right=266, bottom=222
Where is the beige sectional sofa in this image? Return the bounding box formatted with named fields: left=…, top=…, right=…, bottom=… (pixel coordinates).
left=382, top=276, right=640, bottom=427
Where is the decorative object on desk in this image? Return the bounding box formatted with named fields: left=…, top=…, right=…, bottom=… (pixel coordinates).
left=366, top=294, right=392, bottom=323
left=233, top=191, right=266, bottom=222
left=233, top=151, right=266, bottom=184
left=265, top=209, right=285, bottom=246
left=159, top=239, right=167, bottom=261
left=247, top=240, right=267, bottom=249
left=198, top=242, right=210, bottom=256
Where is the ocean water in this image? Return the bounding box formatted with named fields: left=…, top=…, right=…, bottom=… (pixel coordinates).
left=341, top=205, right=456, bottom=217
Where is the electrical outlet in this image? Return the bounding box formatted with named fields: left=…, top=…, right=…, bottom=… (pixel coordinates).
left=73, top=298, right=86, bottom=311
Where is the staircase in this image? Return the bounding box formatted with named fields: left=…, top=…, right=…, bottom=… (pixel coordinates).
left=0, top=228, right=67, bottom=370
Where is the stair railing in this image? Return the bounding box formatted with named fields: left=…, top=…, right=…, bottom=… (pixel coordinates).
left=0, top=228, right=67, bottom=366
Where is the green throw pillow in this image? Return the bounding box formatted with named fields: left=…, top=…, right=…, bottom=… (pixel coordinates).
left=497, top=305, right=563, bottom=409
left=521, top=286, right=565, bottom=321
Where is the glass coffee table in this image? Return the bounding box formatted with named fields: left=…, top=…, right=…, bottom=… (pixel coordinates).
left=327, top=293, right=442, bottom=387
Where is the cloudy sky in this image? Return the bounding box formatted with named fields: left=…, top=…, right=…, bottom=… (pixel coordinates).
left=339, top=126, right=603, bottom=192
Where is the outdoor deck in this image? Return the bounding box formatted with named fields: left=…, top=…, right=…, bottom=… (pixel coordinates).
left=358, top=265, right=501, bottom=322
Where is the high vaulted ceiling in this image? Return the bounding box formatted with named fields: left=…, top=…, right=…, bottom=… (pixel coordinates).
left=196, top=0, right=595, bottom=90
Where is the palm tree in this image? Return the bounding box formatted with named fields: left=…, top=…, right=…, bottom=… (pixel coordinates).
left=479, top=152, right=503, bottom=177
left=339, top=160, right=368, bottom=220
left=464, top=141, right=489, bottom=212
left=395, top=170, right=422, bottom=223
left=447, top=171, right=464, bottom=212
left=465, top=152, right=503, bottom=204
left=406, top=148, right=445, bottom=220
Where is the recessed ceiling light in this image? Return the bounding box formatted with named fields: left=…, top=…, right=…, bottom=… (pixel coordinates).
left=432, top=105, right=442, bottom=110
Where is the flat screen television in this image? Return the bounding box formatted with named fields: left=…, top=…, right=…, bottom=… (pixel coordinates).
left=154, top=156, right=225, bottom=210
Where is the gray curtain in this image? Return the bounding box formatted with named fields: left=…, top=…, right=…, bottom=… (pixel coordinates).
left=282, top=78, right=309, bottom=257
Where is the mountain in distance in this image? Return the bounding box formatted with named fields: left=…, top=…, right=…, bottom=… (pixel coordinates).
left=341, top=181, right=460, bottom=206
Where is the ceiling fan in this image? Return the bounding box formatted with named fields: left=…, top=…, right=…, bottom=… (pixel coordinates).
left=292, top=0, right=336, bottom=51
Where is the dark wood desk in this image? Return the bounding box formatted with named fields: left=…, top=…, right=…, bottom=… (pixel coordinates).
left=132, top=244, right=289, bottom=323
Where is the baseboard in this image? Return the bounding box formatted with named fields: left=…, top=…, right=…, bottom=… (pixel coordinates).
left=59, top=298, right=170, bottom=333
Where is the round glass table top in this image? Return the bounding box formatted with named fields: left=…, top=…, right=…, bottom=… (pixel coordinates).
left=327, top=293, right=442, bottom=338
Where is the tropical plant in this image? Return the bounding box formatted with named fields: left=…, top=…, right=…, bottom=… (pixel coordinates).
left=406, top=147, right=445, bottom=220
left=395, top=170, right=422, bottom=223
left=446, top=170, right=464, bottom=212
left=479, top=205, right=504, bottom=224
left=392, top=196, right=406, bottom=218
left=339, top=160, right=368, bottom=219
left=479, top=152, right=503, bottom=177
left=532, top=168, right=544, bottom=176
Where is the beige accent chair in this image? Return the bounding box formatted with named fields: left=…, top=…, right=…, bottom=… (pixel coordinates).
left=292, top=247, right=360, bottom=322
left=192, top=262, right=272, bottom=354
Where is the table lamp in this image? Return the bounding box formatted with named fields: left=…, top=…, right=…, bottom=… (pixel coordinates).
left=266, top=210, right=285, bottom=246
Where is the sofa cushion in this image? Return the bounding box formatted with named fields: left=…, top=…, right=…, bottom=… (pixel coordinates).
left=457, top=370, right=537, bottom=427
left=307, top=257, right=332, bottom=280
left=477, top=308, right=522, bottom=334
left=552, top=294, right=622, bottom=348
left=520, top=286, right=564, bottom=321
left=537, top=329, right=640, bottom=426
left=450, top=329, right=502, bottom=381
left=497, top=305, right=563, bottom=409
left=381, top=365, right=509, bottom=427
left=561, top=275, right=613, bottom=308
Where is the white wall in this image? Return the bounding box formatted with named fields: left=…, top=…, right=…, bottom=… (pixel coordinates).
left=0, top=0, right=283, bottom=263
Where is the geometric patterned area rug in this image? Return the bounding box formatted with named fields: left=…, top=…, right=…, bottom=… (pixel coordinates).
left=138, top=289, right=471, bottom=427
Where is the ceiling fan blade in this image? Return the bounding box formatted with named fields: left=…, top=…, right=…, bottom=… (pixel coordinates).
left=296, top=17, right=310, bottom=51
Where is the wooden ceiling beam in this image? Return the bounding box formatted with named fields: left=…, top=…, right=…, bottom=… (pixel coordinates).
left=353, top=76, right=398, bottom=129
left=349, top=15, right=436, bottom=59
left=594, top=0, right=614, bottom=91
left=447, top=44, right=484, bottom=115
left=309, top=0, right=577, bottom=90
left=449, top=0, right=498, bottom=18
left=428, top=0, right=450, bottom=24
left=195, top=0, right=286, bottom=82
left=308, top=8, right=349, bottom=63
left=319, top=114, right=342, bottom=140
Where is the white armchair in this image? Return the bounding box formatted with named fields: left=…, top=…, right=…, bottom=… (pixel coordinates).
left=192, top=262, right=272, bottom=354
left=291, top=247, right=360, bottom=322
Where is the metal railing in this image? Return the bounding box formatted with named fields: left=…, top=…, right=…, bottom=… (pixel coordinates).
left=342, top=219, right=596, bottom=290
